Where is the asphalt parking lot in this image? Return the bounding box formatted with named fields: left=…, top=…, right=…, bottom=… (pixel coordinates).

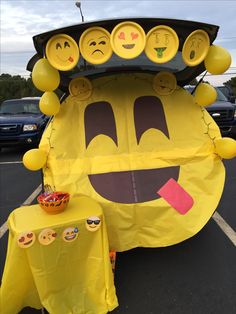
left=0, top=147, right=236, bottom=314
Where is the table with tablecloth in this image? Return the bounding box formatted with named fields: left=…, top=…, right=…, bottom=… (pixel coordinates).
left=0, top=195, right=118, bottom=314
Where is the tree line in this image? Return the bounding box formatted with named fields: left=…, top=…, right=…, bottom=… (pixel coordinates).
left=0, top=74, right=62, bottom=104
left=0, top=73, right=235, bottom=104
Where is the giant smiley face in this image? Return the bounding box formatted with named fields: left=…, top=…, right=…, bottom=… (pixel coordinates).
left=40, top=73, right=225, bottom=252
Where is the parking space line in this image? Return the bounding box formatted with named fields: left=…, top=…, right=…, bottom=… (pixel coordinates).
left=0, top=184, right=42, bottom=239
left=212, top=211, right=236, bottom=246
left=0, top=161, right=23, bottom=165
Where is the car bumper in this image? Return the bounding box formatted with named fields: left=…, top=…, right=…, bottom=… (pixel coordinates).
left=0, top=132, right=42, bottom=147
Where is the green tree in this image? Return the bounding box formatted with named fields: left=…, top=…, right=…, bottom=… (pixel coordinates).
left=224, top=76, right=236, bottom=96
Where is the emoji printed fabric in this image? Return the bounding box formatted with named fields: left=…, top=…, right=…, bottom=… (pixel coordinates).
left=0, top=196, right=118, bottom=314
left=39, top=73, right=225, bottom=252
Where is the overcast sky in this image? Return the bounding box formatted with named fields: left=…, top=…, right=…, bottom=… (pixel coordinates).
left=1, top=0, right=236, bottom=85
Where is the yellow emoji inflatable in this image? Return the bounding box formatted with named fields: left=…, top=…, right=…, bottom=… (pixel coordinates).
left=39, top=72, right=224, bottom=252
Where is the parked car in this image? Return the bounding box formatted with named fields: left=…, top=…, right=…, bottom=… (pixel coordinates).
left=186, top=86, right=236, bottom=138
left=0, top=97, right=49, bottom=150
left=216, top=85, right=235, bottom=104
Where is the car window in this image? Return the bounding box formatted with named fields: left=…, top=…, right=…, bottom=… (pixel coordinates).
left=0, top=100, right=40, bottom=114
left=66, top=51, right=187, bottom=79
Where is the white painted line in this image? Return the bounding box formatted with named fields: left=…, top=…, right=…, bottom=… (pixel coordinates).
left=0, top=161, right=23, bottom=165
left=22, top=184, right=42, bottom=206
left=0, top=221, right=8, bottom=238
left=212, top=211, right=236, bottom=246
left=0, top=184, right=42, bottom=239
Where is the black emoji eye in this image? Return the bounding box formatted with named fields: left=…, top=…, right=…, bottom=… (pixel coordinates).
left=89, top=41, right=96, bottom=46
left=64, top=41, right=70, bottom=48
left=84, top=102, right=117, bottom=147
left=99, top=41, right=106, bottom=45
left=56, top=43, right=62, bottom=49
left=134, top=96, right=169, bottom=144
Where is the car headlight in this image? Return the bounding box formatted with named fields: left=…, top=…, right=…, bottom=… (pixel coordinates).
left=23, top=124, right=38, bottom=131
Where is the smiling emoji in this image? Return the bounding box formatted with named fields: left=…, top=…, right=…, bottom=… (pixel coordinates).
left=46, top=34, right=79, bottom=71
left=86, top=216, right=101, bottom=232
left=111, top=21, right=146, bottom=59
left=79, top=27, right=112, bottom=64
left=145, top=25, right=179, bottom=63
left=153, top=71, right=177, bottom=96
left=62, top=227, right=79, bottom=242
left=40, top=72, right=225, bottom=251
left=17, top=231, right=36, bottom=248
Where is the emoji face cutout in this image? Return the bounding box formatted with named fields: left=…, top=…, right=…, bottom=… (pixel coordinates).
left=46, top=34, right=79, bottom=71
left=182, top=30, right=210, bottom=66
left=86, top=216, right=101, bottom=232
left=17, top=231, right=36, bottom=248
left=38, top=228, right=57, bottom=245
left=62, top=227, right=79, bottom=242
left=153, top=71, right=177, bottom=95
left=111, top=21, right=146, bottom=59
left=145, top=25, right=179, bottom=63
left=69, top=77, right=92, bottom=99
left=79, top=27, right=112, bottom=64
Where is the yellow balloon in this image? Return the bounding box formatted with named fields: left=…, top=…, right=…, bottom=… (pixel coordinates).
left=39, top=92, right=60, bottom=116
left=23, top=149, right=47, bottom=171
left=194, top=83, right=217, bottom=107
left=215, top=137, right=236, bottom=159
left=32, top=58, right=60, bottom=91
left=204, top=45, right=231, bottom=75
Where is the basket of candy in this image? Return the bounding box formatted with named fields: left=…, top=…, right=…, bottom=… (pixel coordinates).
left=37, top=186, right=70, bottom=214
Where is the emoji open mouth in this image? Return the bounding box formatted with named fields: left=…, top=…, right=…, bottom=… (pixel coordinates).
left=122, top=44, right=135, bottom=49
left=190, top=50, right=195, bottom=59
left=89, top=166, right=180, bottom=203
left=65, top=234, right=76, bottom=241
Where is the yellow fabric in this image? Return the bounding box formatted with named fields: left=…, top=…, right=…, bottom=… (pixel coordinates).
left=0, top=196, right=118, bottom=314
left=40, top=73, right=225, bottom=252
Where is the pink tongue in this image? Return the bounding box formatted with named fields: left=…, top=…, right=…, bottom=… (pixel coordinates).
left=157, top=178, right=193, bottom=215
left=68, top=56, right=74, bottom=62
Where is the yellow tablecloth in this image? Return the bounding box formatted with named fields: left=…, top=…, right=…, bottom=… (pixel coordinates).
left=0, top=196, right=118, bottom=314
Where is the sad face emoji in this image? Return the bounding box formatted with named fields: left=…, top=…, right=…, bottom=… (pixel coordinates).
left=79, top=27, right=112, bottom=64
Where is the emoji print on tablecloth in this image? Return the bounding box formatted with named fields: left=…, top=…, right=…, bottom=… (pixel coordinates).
left=46, top=34, right=79, bottom=71
left=79, top=27, right=112, bottom=64
left=145, top=25, right=179, bottom=63
left=17, top=231, right=36, bottom=248
left=38, top=228, right=57, bottom=245
left=62, top=227, right=79, bottom=242
left=111, top=21, right=146, bottom=59
left=86, top=216, right=101, bottom=232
